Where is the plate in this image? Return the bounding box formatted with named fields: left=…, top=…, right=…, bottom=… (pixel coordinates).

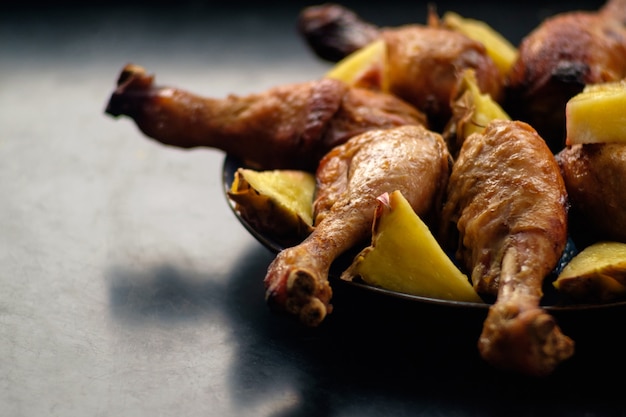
left=222, top=155, right=626, bottom=313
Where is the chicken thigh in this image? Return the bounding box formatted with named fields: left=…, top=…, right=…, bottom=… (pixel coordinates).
left=505, top=0, right=626, bottom=151
left=264, top=125, right=450, bottom=326
left=557, top=143, right=626, bottom=244
left=105, top=64, right=426, bottom=171
left=441, top=120, right=573, bottom=376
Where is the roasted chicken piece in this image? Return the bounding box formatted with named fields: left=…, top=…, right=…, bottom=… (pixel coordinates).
left=556, top=143, right=626, bottom=244
left=505, top=0, right=626, bottom=151
left=105, top=64, right=426, bottom=172
left=383, top=24, right=502, bottom=131
left=264, top=125, right=450, bottom=326
left=441, top=120, right=573, bottom=376
left=298, top=4, right=503, bottom=130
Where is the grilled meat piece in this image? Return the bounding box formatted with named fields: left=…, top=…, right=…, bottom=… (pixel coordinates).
left=441, top=120, right=573, bottom=376
left=264, top=125, right=450, bottom=326
left=298, top=4, right=503, bottom=131
left=505, top=0, right=626, bottom=152
left=557, top=143, right=626, bottom=244
left=383, top=25, right=502, bottom=131
left=105, top=64, right=426, bottom=172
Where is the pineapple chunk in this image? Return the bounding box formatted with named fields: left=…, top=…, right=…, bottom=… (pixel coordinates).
left=228, top=168, right=315, bottom=244
left=454, top=69, right=510, bottom=138
left=442, top=11, right=518, bottom=77
left=554, top=241, right=626, bottom=302
left=325, top=39, right=388, bottom=91
left=446, top=69, right=510, bottom=156
left=341, top=190, right=483, bottom=303
left=565, top=80, right=626, bottom=145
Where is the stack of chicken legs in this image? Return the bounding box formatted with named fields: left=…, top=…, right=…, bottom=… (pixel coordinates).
left=102, top=0, right=626, bottom=376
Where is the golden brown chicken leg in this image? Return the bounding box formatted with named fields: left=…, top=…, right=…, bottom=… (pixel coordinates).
left=298, top=4, right=503, bottom=131
left=105, top=64, right=426, bottom=172
left=441, top=120, right=573, bottom=376
left=264, top=125, right=450, bottom=326
left=505, top=0, right=626, bottom=151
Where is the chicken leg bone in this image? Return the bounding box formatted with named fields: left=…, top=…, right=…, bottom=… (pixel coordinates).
left=479, top=241, right=574, bottom=377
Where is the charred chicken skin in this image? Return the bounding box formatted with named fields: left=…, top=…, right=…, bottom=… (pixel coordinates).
left=264, top=125, right=450, bottom=326
left=557, top=143, right=626, bottom=244
left=105, top=64, right=426, bottom=172
left=505, top=0, right=626, bottom=151
left=298, top=3, right=503, bottom=131
left=441, top=120, right=573, bottom=376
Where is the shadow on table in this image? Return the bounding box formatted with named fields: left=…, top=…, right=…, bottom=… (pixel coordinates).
left=106, top=243, right=626, bottom=416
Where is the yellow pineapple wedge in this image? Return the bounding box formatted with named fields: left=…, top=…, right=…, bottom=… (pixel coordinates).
left=554, top=241, right=626, bottom=302
left=228, top=168, right=315, bottom=244
left=442, top=11, right=518, bottom=77
left=341, top=190, right=483, bottom=303
left=454, top=69, right=511, bottom=137
left=325, top=39, right=388, bottom=91
left=565, top=80, right=626, bottom=145
left=446, top=69, right=511, bottom=156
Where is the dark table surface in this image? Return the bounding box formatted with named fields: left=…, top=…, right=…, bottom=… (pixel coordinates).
left=3, top=1, right=625, bottom=416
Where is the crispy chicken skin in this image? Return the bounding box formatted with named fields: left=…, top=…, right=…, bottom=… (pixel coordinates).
left=105, top=64, right=426, bottom=172
left=264, top=125, right=450, bottom=326
left=505, top=0, right=626, bottom=151
left=298, top=4, right=503, bottom=131
left=441, top=120, right=573, bottom=376
left=557, top=143, right=626, bottom=244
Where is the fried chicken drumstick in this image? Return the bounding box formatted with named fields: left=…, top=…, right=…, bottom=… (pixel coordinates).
left=441, top=120, right=573, bottom=376
left=264, top=125, right=450, bottom=326
left=105, top=64, right=426, bottom=172
left=298, top=4, right=503, bottom=130
left=505, top=0, right=626, bottom=151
